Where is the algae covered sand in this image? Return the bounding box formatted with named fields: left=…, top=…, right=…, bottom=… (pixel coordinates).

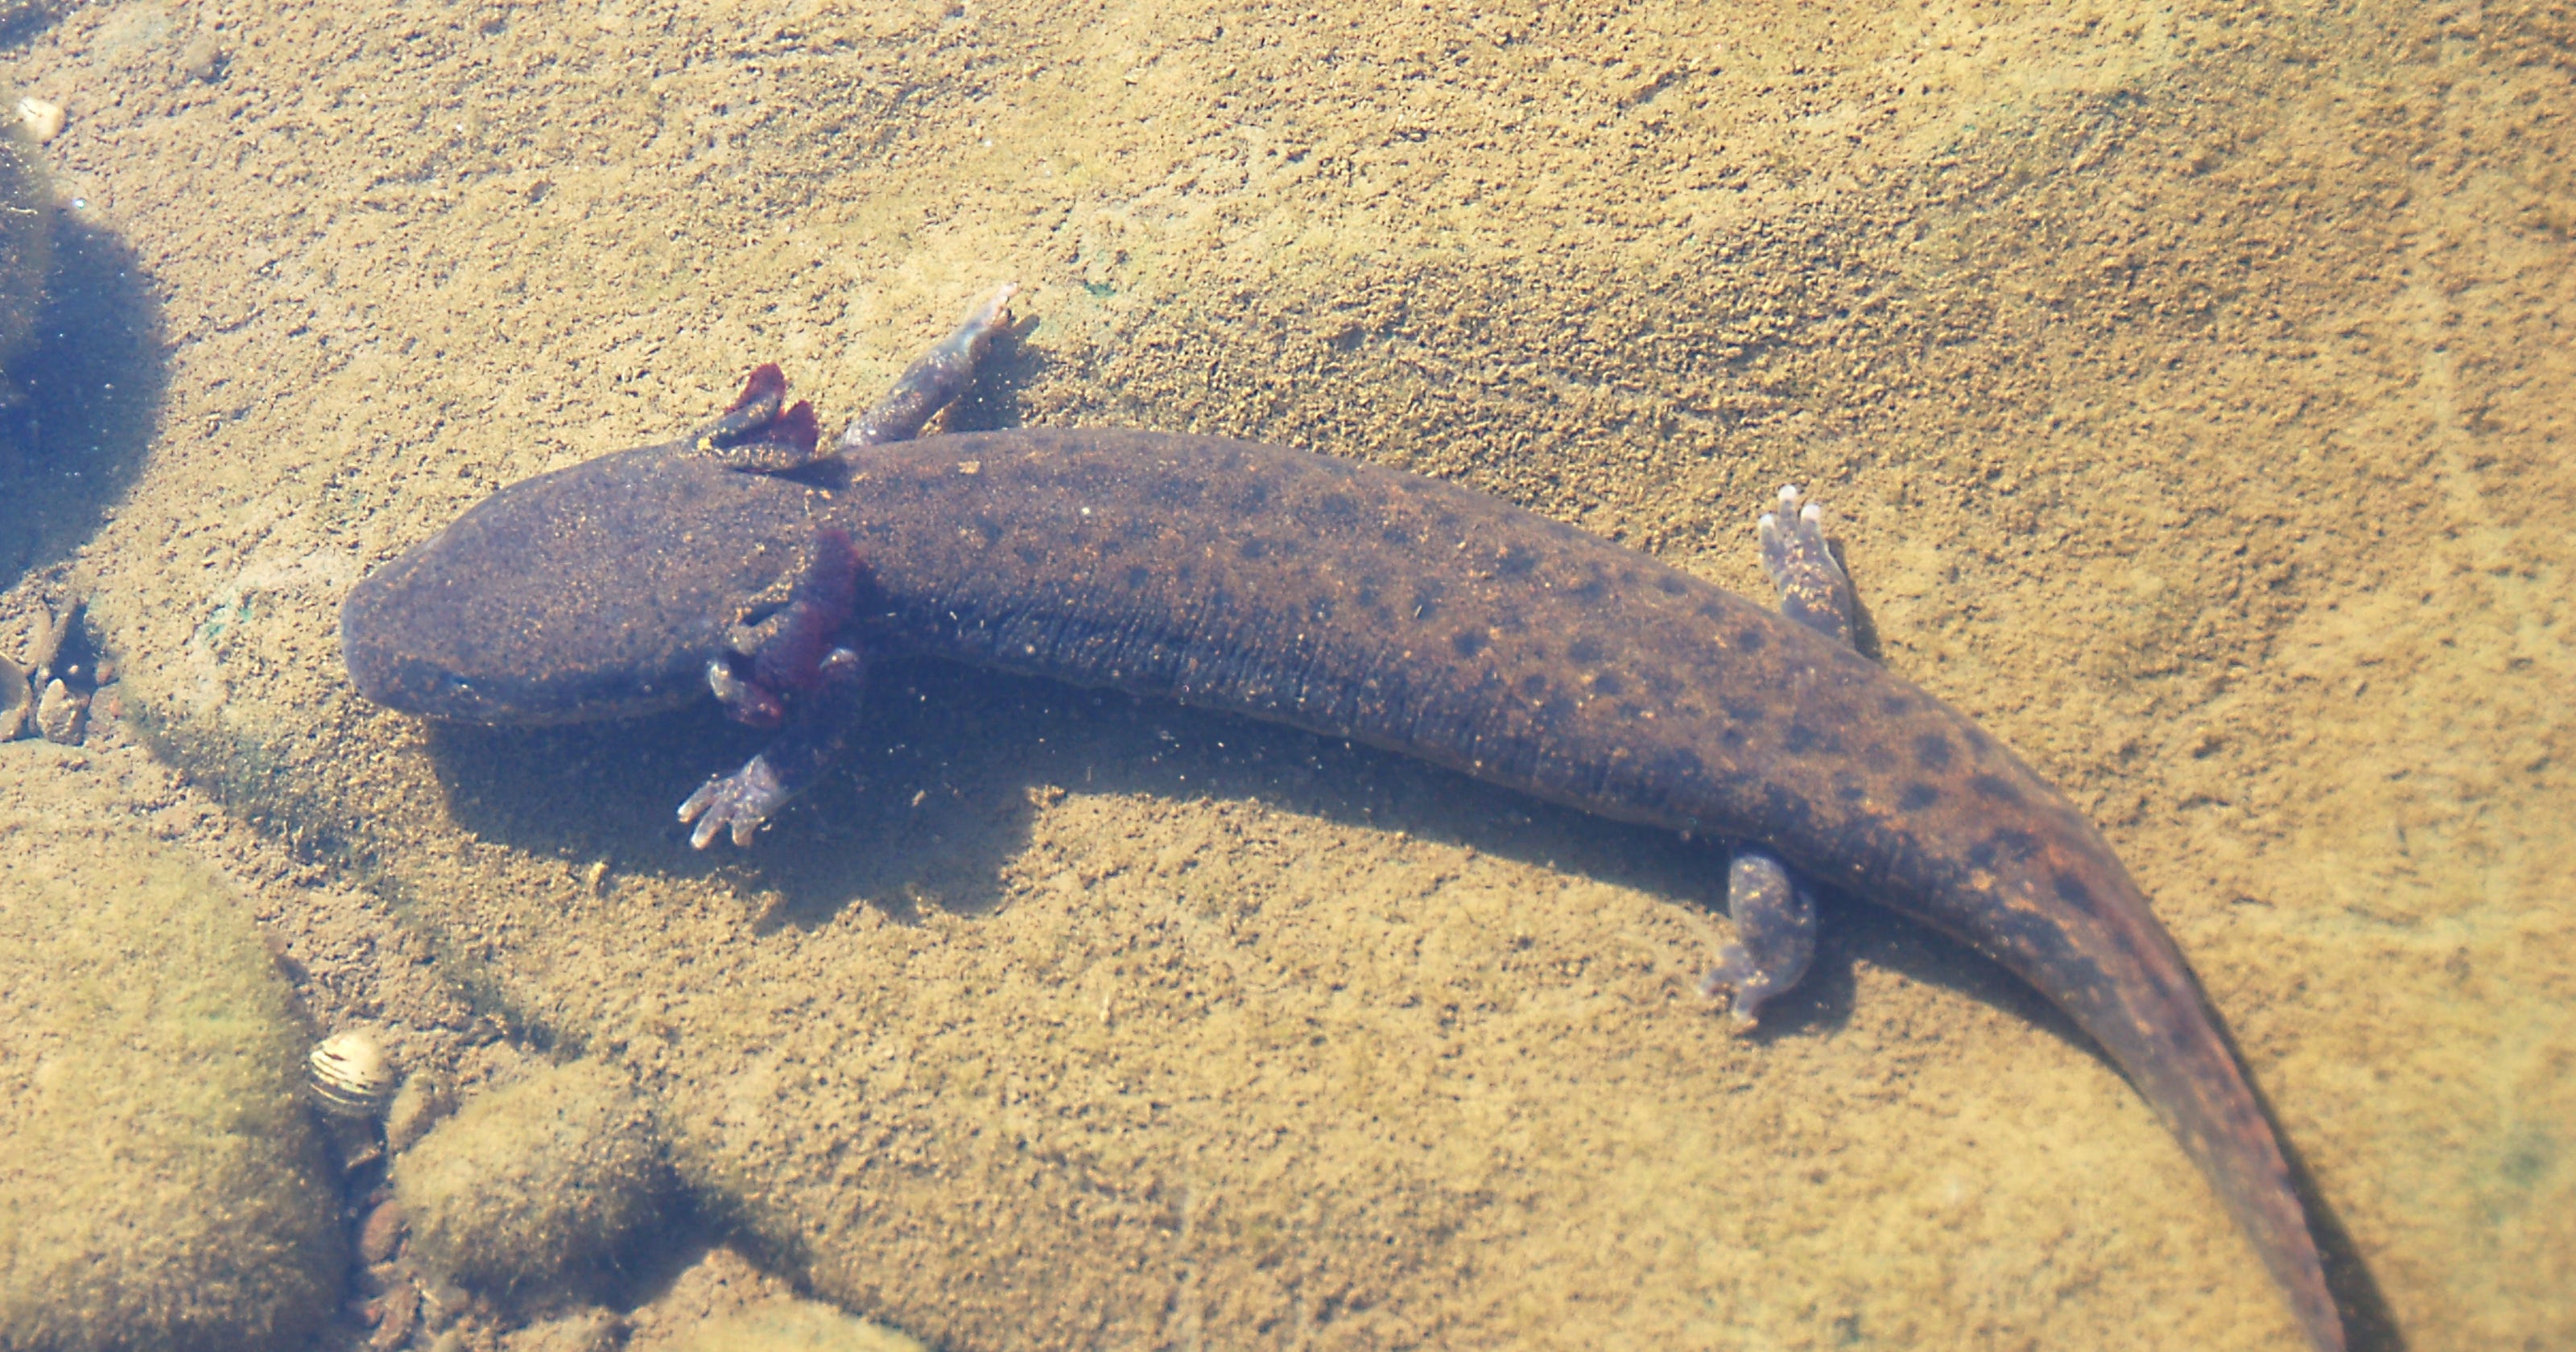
left=2, top=0, right=2573, bottom=1348
left=394, top=1055, right=674, bottom=1300
left=0, top=743, right=341, bottom=1352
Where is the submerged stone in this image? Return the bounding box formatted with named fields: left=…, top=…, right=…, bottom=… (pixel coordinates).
left=393, top=1057, right=672, bottom=1300
left=0, top=790, right=341, bottom=1352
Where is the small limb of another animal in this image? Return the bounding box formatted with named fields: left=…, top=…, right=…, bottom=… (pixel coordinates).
left=1757, top=484, right=1857, bottom=650
left=836, top=283, right=1019, bottom=450
left=1702, top=848, right=1819, bottom=1030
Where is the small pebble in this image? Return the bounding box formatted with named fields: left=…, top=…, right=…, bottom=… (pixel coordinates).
left=366, top=1284, right=420, bottom=1350
left=385, top=1071, right=455, bottom=1152
left=14, top=97, right=63, bottom=144
left=25, top=601, right=72, bottom=679
left=34, top=678, right=85, bottom=744
left=419, top=1284, right=471, bottom=1335
left=357, top=1199, right=408, bottom=1265
left=180, top=36, right=225, bottom=83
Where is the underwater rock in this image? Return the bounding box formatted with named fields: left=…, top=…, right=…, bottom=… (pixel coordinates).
left=499, top=1306, right=625, bottom=1352
left=384, top=1070, right=456, bottom=1153
left=0, top=810, right=343, bottom=1352
left=32, top=676, right=83, bottom=744
left=0, top=113, right=46, bottom=373
left=667, top=1299, right=929, bottom=1352
left=392, top=1057, right=672, bottom=1301
left=0, top=655, right=25, bottom=739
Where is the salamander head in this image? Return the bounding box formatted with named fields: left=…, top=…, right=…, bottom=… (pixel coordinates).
left=340, top=571, right=706, bottom=728
left=341, top=443, right=815, bottom=727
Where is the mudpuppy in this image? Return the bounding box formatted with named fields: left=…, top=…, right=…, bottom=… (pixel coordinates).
left=340, top=286, right=2344, bottom=1350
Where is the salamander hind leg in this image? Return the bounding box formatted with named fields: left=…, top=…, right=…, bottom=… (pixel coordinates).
left=1757, top=484, right=1857, bottom=649
left=1704, top=484, right=1859, bottom=1028
left=1701, top=851, right=1819, bottom=1030
left=837, top=283, right=1018, bottom=450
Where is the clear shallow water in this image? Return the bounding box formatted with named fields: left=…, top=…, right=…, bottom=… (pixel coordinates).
left=1, top=1, right=2569, bottom=1347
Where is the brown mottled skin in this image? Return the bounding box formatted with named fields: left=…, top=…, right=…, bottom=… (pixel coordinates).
left=341, top=359, right=2341, bottom=1352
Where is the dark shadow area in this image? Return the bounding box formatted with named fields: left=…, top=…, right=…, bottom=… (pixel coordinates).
left=1827, top=535, right=1887, bottom=665
left=0, top=213, right=168, bottom=588
left=2219, top=1027, right=2408, bottom=1352
left=0, top=2, right=64, bottom=46
left=428, top=653, right=2063, bottom=1048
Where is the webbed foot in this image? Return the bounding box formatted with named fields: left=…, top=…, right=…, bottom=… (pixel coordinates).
left=679, top=756, right=793, bottom=849
left=1700, top=848, right=1819, bottom=1032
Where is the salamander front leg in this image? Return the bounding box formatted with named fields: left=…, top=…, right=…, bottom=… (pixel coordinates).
left=679, top=656, right=865, bottom=847
left=679, top=530, right=869, bottom=848
left=688, top=363, right=827, bottom=473
left=1704, top=484, right=1860, bottom=1029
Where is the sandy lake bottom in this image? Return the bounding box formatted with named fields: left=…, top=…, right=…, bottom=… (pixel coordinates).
left=2, top=1, right=2571, bottom=1349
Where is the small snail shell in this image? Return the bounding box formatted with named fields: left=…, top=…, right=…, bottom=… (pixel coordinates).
left=309, top=1030, right=398, bottom=1119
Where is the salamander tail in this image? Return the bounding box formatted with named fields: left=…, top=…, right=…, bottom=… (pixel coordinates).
left=2009, top=855, right=2345, bottom=1352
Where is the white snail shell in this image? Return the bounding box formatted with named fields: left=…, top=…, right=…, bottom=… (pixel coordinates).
left=308, top=1030, right=398, bottom=1119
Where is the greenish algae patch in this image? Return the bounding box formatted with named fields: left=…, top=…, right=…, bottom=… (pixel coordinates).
left=0, top=745, right=341, bottom=1352
left=394, top=1056, right=674, bottom=1301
